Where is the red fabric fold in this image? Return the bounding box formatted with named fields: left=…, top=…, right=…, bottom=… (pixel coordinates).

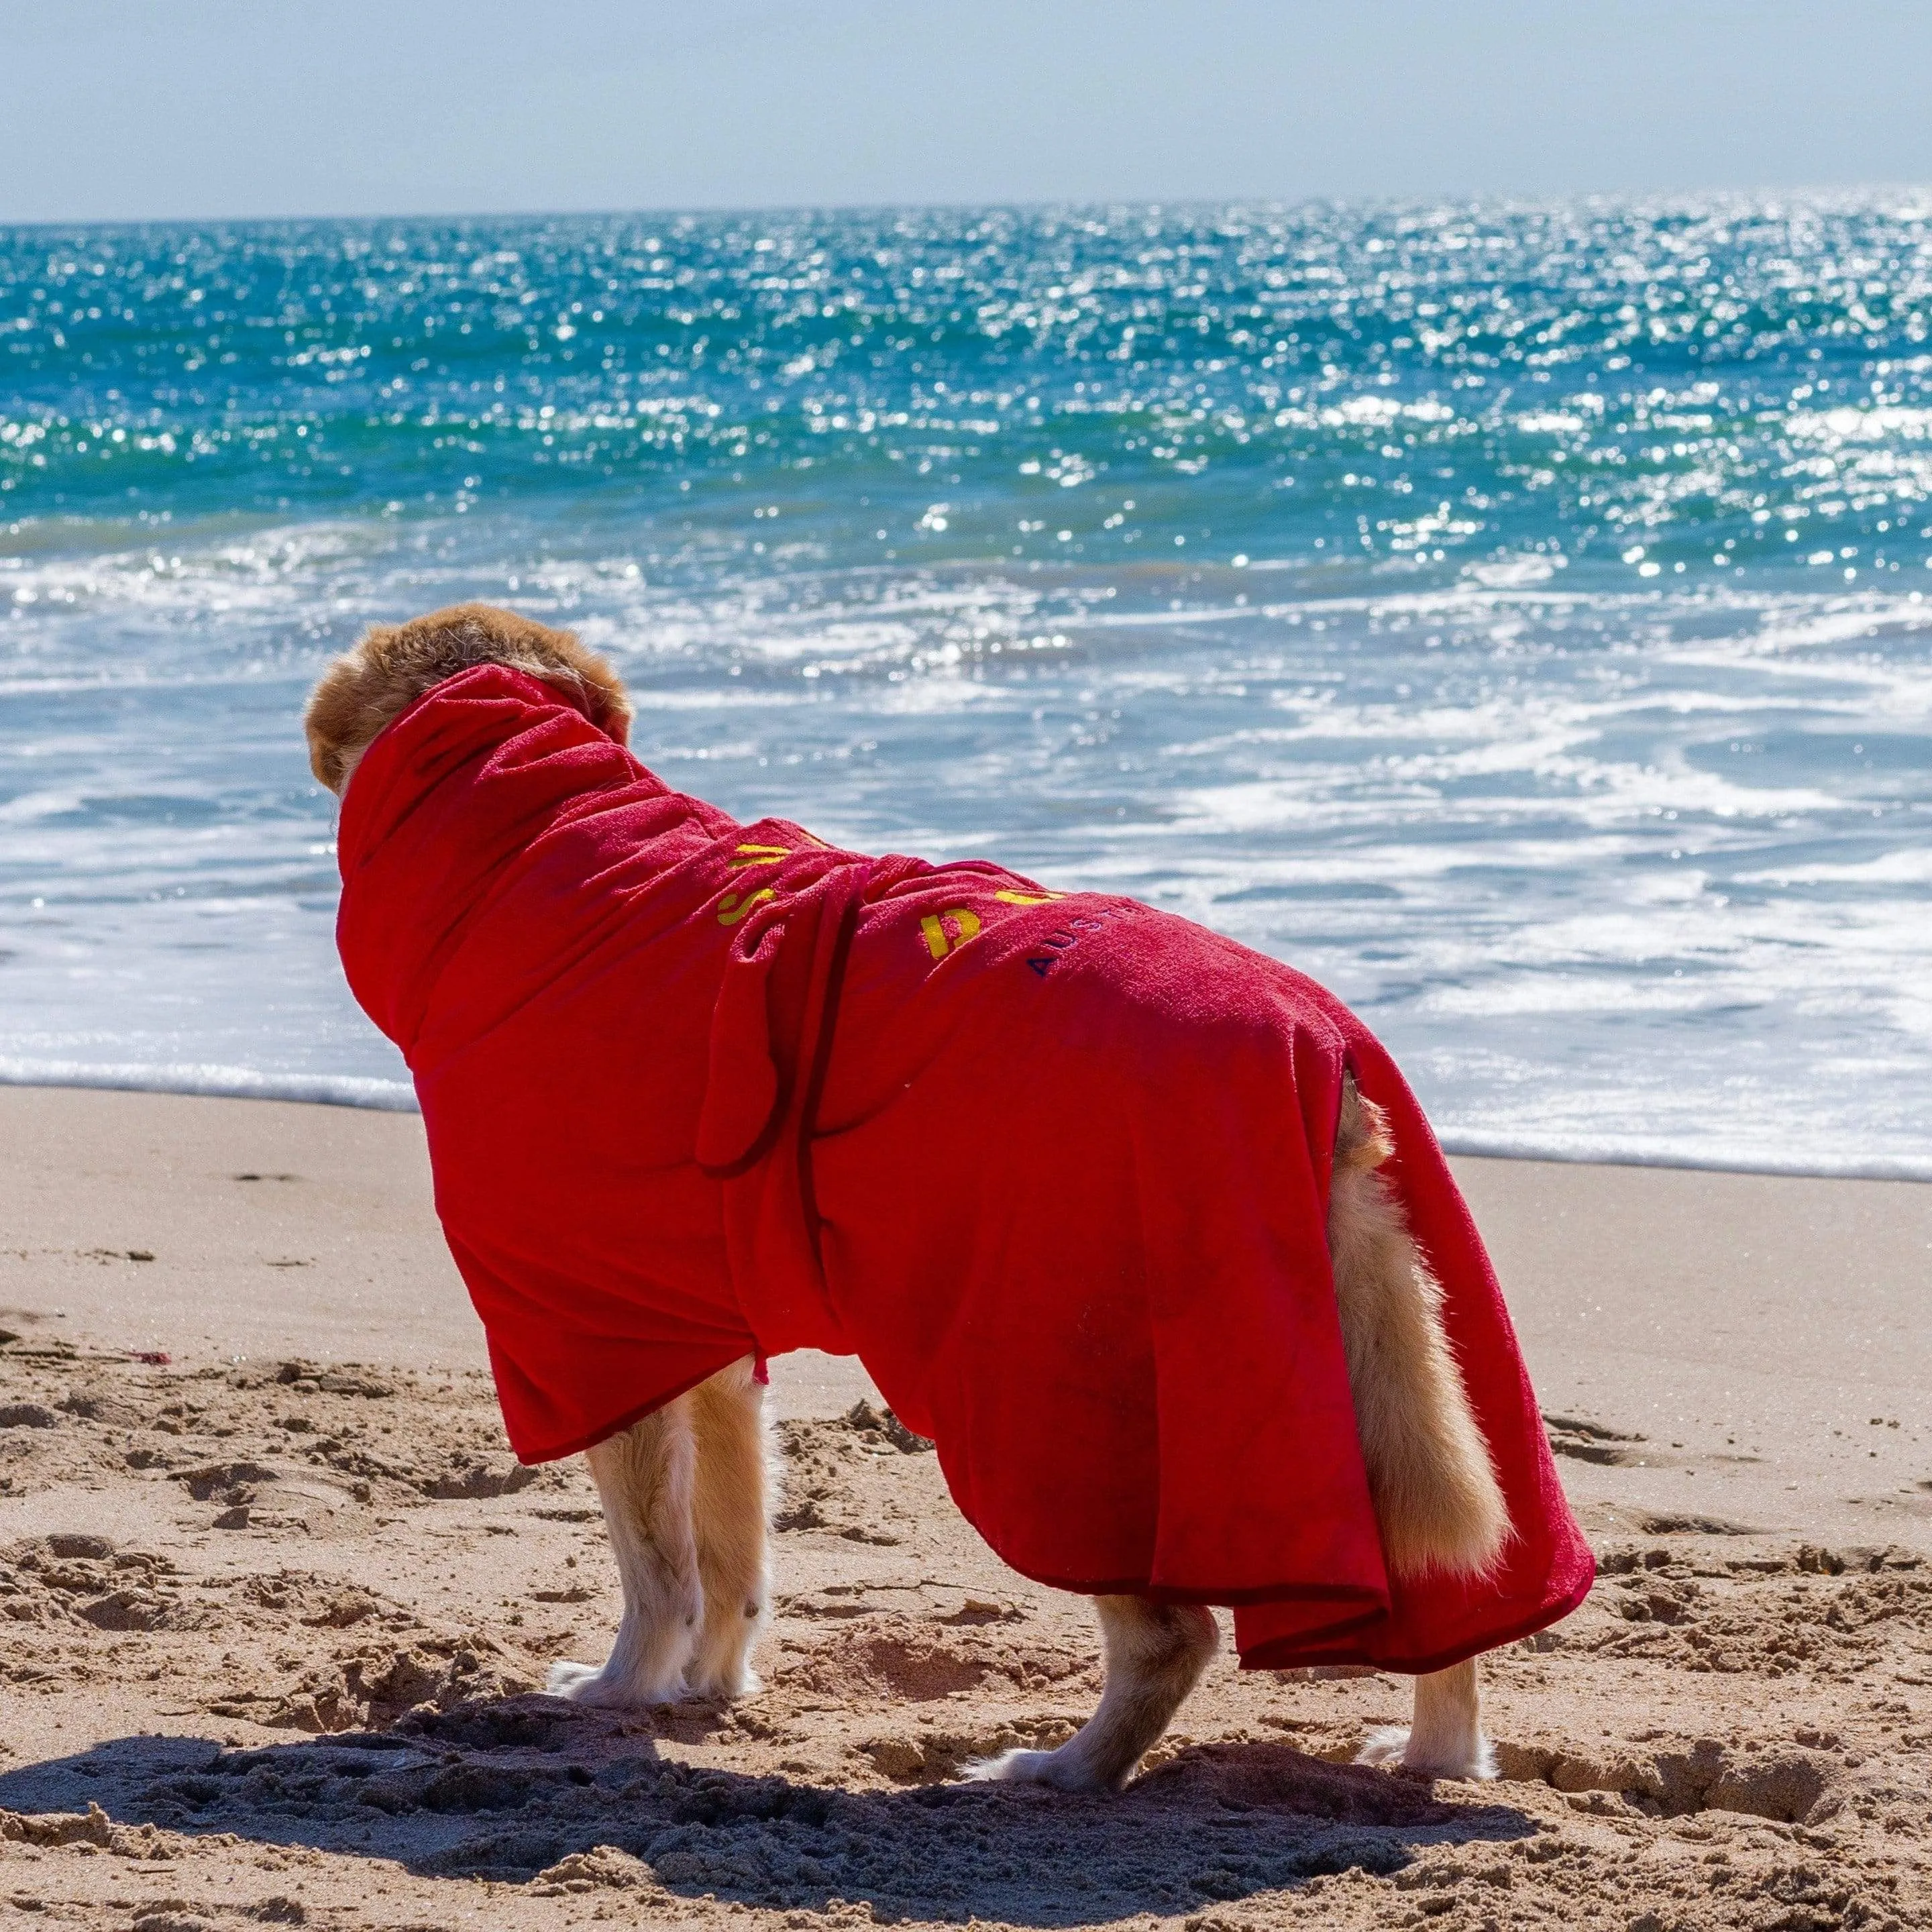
left=336, top=663, right=1593, bottom=1672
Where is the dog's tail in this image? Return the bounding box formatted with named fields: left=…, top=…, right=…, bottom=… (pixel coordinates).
left=1326, top=1077, right=1511, bottom=1581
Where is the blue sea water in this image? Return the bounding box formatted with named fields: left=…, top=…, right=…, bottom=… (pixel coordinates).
left=2, top=199, right=1930, bottom=1175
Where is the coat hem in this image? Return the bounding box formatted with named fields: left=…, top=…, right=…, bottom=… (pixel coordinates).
left=1234, top=1562, right=1597, bottom=1677
left=983, top=1556, right=1388, bottom=1613
left=510, top=1348, right=759, bottom=1464
left=980, top=1542, right=1596, bottom=1679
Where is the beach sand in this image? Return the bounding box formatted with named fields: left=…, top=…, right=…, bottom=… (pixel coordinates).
left=0, top=1085, right=1926, bottom=1929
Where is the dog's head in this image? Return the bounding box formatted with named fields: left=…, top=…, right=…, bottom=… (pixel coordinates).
left=303, top=602, right=633, bottom=796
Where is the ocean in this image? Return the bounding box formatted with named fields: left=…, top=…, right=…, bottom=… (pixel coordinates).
left=3, top=199, right=1929, bottom=1176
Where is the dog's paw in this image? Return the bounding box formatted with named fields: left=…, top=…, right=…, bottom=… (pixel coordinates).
left=684, top=1662, right=761, bottom=1703
left=545, top=1659, right=686, bottom=1709
left=1354, top=1723, right=1412, bottom=1770
left=961, top=1746, right=1116, bottom=1793
left=1354, top=1725, right=1497, bottom=1781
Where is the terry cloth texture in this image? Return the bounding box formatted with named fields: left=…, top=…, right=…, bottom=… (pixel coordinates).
left=336, top=664, right=1594, bottom=1673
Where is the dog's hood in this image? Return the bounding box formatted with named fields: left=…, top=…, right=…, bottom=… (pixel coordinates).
left=336, top=661, right=691, bottom=1061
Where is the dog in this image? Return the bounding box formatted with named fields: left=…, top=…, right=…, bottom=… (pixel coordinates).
left=307, top=602, right=1585, bottom=1792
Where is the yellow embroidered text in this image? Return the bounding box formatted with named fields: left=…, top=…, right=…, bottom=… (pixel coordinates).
left=717, top=888, right=777, bottom=927
left=920, top=908, right=983, bottom=959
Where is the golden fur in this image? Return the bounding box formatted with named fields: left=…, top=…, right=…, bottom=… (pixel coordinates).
left=547, top=1357, right=770, bottom=1707
left=967, top=1596, right=1220, bottom=1790
left=305, top=604, right=1515, bottom=1786
left=303, top=602, right=631, bottom=796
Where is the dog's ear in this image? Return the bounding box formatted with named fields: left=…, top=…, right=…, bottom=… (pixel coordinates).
left=304, top=640, right=400, bottom=796
left=542, top=649, right=631, bottom=747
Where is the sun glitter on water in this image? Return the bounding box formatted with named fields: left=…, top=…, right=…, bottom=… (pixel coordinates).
left=2, top=199, right=1929, bottom=1175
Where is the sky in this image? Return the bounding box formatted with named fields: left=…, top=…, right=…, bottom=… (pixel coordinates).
left=5, top=0, right=1932, bottom=224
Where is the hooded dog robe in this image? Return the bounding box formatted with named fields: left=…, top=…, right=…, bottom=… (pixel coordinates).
left=337, top=665, right=1593, bottom=1674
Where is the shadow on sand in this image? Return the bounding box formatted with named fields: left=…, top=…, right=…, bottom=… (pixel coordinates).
left=0, top=1696, right=1539, bottom=1924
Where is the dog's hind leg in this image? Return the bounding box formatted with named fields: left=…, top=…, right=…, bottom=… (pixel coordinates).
left=547, top=1395, right=701, bottom=1707
left=1357, top=1657, right=1496, bottom=1780
left=685, top=1356, right=771, bottom=1701
left=1328, top=1075, right=1510, bottom=1586
left=964, top=1596, right=1218, bottom=1792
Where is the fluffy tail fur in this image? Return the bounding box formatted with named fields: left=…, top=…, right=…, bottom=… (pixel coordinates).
left=1327, top=1077, right=1510, bottom=1580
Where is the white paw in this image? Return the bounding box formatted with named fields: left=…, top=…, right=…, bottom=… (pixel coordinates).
left=1354, top=1723, right=1411, bottom=1768
left=961, top=1746, right=1112, bottom=1793
left=685, top=1661, right=760, bottom=1703
left=1354, top=1724, right=1497, bottom=1780
left=545, top=1659, right=686, bottom=1708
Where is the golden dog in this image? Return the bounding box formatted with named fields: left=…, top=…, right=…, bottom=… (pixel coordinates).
left=307, top=602, right=1509, bottom=1790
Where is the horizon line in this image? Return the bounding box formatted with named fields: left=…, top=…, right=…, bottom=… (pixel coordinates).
left=7, top=180, right=1932, bottom=234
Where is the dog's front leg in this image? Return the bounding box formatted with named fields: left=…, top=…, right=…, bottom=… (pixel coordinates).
left=547, top=1397, right=701, bottom=1707
left=1356, top=1656, right=1496, bottom=1779
left=685, top=1356, right=771, bottom=1700
left=965, top=1595, right=1218, bottom=1792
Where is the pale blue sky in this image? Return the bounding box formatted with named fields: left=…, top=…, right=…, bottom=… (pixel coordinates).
left=5, top=0, right=1932, bottom=223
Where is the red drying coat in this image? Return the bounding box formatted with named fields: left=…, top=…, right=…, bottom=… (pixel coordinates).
left=337, top=664, right=1593, bottom=1673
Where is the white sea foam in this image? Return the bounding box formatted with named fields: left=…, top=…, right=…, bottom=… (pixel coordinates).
left=4, top=462, right=1930, bottom=1184
left=0, top=1059, right=416, bottom=1111
left=5, top=1057, right=1927, bottom=1183
left=1436, top=1130, right=1932, bottom=1185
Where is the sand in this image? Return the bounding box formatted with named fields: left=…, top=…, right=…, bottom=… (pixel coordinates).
left=0, top=1086, right=1927, bottom=1931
